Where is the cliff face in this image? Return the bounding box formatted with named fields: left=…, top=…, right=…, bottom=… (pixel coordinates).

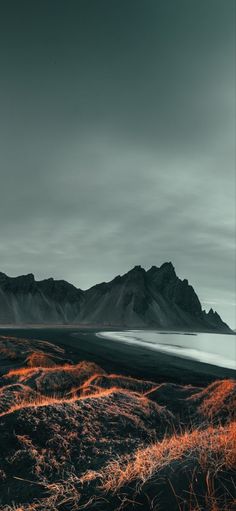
left=0, top=264, right=231, bottom=332
left=78, top=263, right=230, bottom=331
left=0, top=272, right=84, bottom=324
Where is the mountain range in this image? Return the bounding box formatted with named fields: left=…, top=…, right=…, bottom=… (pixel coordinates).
left=0, top=263, right=231, bottom=331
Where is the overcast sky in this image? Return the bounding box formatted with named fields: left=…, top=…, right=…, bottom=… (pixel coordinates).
left=0, top=0, right=235, bottom=327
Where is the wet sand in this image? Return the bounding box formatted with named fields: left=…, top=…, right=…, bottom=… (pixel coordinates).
left=0, top=326, right=235, bottom=385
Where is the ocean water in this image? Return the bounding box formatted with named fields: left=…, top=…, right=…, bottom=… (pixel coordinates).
left=97, top=330, right=236, bottom=370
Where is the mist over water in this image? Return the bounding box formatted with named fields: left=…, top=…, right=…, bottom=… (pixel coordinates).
left=97, top=331, right=236, bottom=371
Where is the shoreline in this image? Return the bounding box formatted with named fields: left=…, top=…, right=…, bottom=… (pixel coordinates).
left=96, top=329, right=236, bottom=371
left=0, top=323, right=234, bottom=334
left=0, top=326, right=235, bottom=386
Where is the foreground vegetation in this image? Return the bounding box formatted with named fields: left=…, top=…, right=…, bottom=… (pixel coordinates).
left=0, top=335, right=235, bottom=510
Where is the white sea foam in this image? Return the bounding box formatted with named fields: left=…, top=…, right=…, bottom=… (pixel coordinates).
left=97, top=330, right=236, bottom=370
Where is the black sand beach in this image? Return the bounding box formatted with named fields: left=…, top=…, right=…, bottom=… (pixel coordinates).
left=0, top=326, right=235, bottom=385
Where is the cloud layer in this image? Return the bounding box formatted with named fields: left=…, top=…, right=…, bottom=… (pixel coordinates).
left=0, top=0, right=235, bottom=326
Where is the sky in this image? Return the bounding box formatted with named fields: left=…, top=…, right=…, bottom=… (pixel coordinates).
left=0, top=0, right=235, bottom=327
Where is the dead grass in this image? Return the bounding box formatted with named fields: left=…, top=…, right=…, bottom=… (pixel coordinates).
left=0, top=336, right=65, bottom=364
left=0, top=385, right=167, bottom=418
left=0, top=336, right=235, bottom=511
left=0, top=346, right=18, bottom=360
left=98, top=421, right=236, bottom=492
left=188, top=380, right=236, bottom=421
left=5, top=360, right=105, bottom=380
left=81, top=373, right=155, bottom=394
left=26, top=352, right=57, bottom=368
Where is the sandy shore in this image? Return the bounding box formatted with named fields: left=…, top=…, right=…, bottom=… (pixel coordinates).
left=0, top=326, right=235, bottom=385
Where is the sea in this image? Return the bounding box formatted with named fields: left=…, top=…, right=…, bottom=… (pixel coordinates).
left=97, top=330, right=236, bottom=370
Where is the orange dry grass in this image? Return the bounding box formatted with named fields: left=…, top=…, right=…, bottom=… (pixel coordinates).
left=189, top=380, right=236, bottom=420
left=199, top=380, right=236, bottom=419
left=98, top=373, right=154, bottom=387
left=0, top=386, right=143, bottom=417
left=189, top=498, right=236, bottom=511
left=80, top=373, right=156, bottom=398
left=99, top=421, right=236, bottom=492
left=0, top=346, right=18, bottom=359
left=5, top=360, right=104, bottom=381
left=80, top=372, right=106, bottom=388
left=0, top=393, right=76, bottom=416
left=5, top=363, right=76, bottom=378
left=26, top=352, right=57, bottom=368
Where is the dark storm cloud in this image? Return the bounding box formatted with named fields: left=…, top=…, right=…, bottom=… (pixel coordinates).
left=0, top=0, right=235, bottom=326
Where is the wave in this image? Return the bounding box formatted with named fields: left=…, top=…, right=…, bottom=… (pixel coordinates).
left=97, top=330, right=236, bottom=370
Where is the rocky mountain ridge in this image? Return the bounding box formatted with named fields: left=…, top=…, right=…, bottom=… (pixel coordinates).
left=0, top=263, right=231, bottom=331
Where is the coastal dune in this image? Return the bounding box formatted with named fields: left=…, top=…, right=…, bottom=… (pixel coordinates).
left=0, top=331, right=235, bottom=510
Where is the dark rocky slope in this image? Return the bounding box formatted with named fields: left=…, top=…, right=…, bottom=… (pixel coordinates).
left=0, top=272, right=84, bottom=324
left=0, top=263, right=231, bottom=331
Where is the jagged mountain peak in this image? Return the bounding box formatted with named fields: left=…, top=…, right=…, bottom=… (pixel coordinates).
left=0, top=265, right=231, bottom=331
left=16, top=273, right=35, bottom=281
left=160, top=261, right=175, bottom=270
left=130, top=265, right=145, bottom=272
left=123, top=265, right=146, bottom=283
left=148, top=262, right=176, bottom=276
left=121, top=265, right=146, bottom=278
left=0, top=272, right=35, bottom=281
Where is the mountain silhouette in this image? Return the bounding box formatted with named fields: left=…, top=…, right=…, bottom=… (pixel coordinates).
left=0, top=263, right=231, bottom=331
